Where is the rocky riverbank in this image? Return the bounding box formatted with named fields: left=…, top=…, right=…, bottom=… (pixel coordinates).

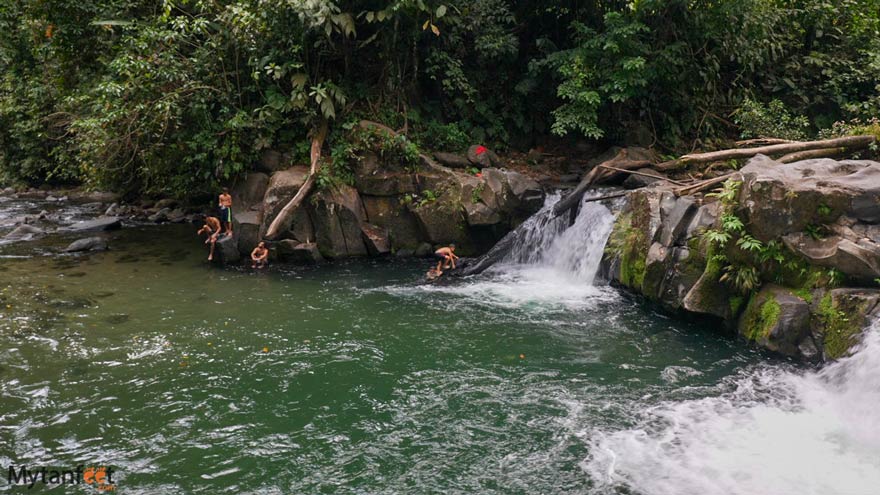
left=601, top=154, right=880, bottom=362
left=225, top=150, right=546, bottom=264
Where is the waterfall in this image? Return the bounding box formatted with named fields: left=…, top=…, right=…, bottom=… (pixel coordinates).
left=490, top=192, right=616, bottom=285
left=584, top=317, right=880, bottom=495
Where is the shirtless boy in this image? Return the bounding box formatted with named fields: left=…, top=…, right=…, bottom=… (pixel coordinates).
left=251, top=241, right=269, bottom=269
left=197, top=215, right=222, bottom=261
left=434, top=244, right=459, bottom=271
left=218, top=187, right=233, bottom=237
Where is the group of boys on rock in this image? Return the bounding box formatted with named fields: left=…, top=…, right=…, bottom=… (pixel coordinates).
left=196, top=188, right=458, bottom=277
left=197, top=188, right=268, bottom=268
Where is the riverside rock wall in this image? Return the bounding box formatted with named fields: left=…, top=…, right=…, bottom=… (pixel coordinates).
left=601, top=154, right=880, bottom=362
left=231, top=153, right=544, bottom=263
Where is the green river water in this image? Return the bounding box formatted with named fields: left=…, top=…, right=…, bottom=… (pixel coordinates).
left=0, top=217, right=769, bottom=494
left=33, top=194, right=880, bottom=494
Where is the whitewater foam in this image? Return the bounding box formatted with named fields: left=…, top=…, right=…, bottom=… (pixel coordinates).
left=584, top=320, right=880, bottom=495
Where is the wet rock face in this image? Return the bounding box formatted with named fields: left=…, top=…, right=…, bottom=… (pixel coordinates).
left=310, top=185, right=369, bottom=258
left=738, top=285, right=812, bottom=358
left=259, top=165, right=309, bottom=236
left=740, top=155, right=880, bottom=282
left=603, top=156, right=880, bottom=362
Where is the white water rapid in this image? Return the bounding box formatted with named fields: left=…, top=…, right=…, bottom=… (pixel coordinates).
left=400, top=192, right=619, bottom=310
left=584, top=318, right=880, bottom=495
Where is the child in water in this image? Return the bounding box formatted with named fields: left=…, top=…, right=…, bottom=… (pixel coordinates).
left=251, top=241, right=269, bottom=269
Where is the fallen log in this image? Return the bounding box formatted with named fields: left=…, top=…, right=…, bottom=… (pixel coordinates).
left=552, top=150, right=651, bottom=216
left=777, top=147, right=847, bottom=164
left=265, top=119, right=328, bottom=239
left=675, top=172, right=739, bottom=196
left=598, top=164, right=688, bottom=186
left=735, top=138, right=794, bottom=147
left=657, top=135, right=875, bottom=171
left=582, top=191, right=629, bottom=202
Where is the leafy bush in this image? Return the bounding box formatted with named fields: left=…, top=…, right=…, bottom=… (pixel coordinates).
left=734, top=98, right=810, bottom=141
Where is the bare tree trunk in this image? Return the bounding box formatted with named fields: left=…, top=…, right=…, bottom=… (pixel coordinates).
left=552, top=149, right=650, bottom=216
left=735, top=138, right=794, bottom=147
left=674, top=172, right=739, bottom=196
left=264, top=119, right=328, bottom=240
left=777, top=147, right=847, bottom=163
left=657, top=135, right=875, bottom=170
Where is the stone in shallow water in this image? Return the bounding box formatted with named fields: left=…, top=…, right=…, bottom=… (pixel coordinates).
left=64, top=236, right=108, bottom=253
left=66, top=216, right=122, bottom=232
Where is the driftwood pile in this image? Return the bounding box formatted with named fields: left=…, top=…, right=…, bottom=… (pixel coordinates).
left=553, top=134, right=876, bottom=217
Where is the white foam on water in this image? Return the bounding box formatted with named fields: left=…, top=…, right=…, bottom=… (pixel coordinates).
left=397, top=192, right=619, bottom=311
left=584, top=320, right=880, bottom=495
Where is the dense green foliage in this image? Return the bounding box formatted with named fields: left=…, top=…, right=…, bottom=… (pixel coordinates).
left=2, top=0, right=880, bottom=197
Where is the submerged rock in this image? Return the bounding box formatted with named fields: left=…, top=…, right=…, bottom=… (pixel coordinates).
left=4, top=224, right=45, bottom=241
left=64, top=237, right=108, bottom=252
left=66, top=216, right=122, bottom=232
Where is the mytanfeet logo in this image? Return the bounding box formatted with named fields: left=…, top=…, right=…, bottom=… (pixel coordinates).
left=7, top=465, right=116, bottom=491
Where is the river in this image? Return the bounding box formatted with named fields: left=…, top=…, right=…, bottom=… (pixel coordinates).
left=0, top=195, right=877, bottom=494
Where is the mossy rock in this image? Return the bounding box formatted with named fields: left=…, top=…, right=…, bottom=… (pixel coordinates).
left=812, top=289, right=880, bottom=360
left=737, top=284, right=811, bottom=357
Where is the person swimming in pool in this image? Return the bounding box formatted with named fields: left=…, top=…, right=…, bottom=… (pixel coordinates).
left=251, top=241, right=269, bottom=269
left=197, top=215, right=222, bottom=261
left=218, top=187, right=233, bottom=237
left=434, top=244, right=459, bottom=271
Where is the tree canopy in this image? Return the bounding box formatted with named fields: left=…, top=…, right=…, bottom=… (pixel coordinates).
left=2, top=0, right=879, bottom=197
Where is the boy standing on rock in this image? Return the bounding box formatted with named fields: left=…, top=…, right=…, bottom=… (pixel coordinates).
left=218, top=187, right=233, bottom=237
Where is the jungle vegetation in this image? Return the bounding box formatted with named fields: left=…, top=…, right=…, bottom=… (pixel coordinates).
left=2, top=0, right=879, bottom=197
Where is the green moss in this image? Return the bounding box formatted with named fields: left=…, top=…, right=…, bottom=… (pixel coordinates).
left=816, top=293, right=866, bottom=359
left=791, top=287, right=812, bottom=303
left=729, top=296, right=744, bottom=315
left=605, top=203, right=650, bottom=291
left=740, top=293, right=781, bottom=342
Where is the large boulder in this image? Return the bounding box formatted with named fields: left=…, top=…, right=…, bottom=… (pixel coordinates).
left=466, top=145, right=501, bottom=168
left=257, top=150, right=293, bottom=174
left=355, top=171, right=417, bottom=196
left=214, top=234, right=240, bottom=264
left=465, top=202, right=501, bottom=226
left=361, top=223, right=391, bottom=255
left=505, top=171, right=544, bottom=213
left=811, top=288, right=880, bottom=360
left=260, top=166, right=309, bottom=236
left=738, top=285, right=812, bottom=358
left=66, top=217, right=122, bottom=232
left=234, top=210, right=263, bottom=256
left=408, top=193, right=470, bottom=247
left=740, top=155, right=880, bottom=240
left=277, top=240, right=324, bottom=264
left=233, top=172, right=270, bottom=211
left=433, top=152, right=471, bottom=169
left=361, top=196, right=424, bottom=250
left=310, top=185, right=369, bottom=258
left=64, top=236, right=108, bottom=252
left=783, top=233, right=880, bottom=282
